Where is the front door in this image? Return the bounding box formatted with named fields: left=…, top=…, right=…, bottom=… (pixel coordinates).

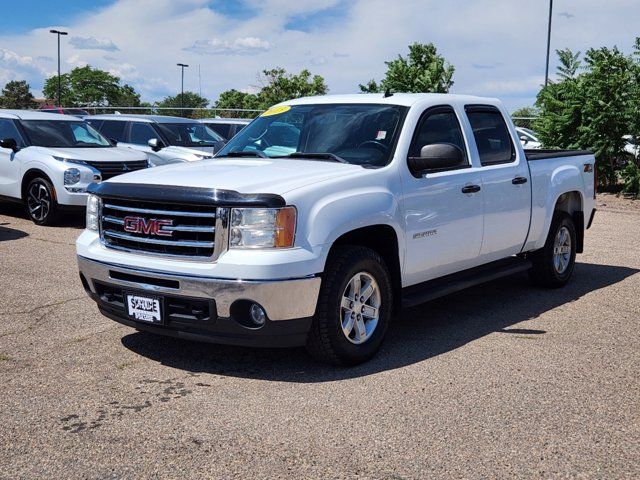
left=402, top=105, right=484, bottom=286
left=0, top=119, right=25, bottom=198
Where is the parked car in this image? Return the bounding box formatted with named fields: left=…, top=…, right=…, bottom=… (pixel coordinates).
left=85, top=114, right=226, bottom=166
left=0, top=110, right=149, bottom=225
left=39, top=106, right=90, bottom=117
left=623, top=135, right=639, bottom=159
left=199, top=117, right=251, bottom=141
left=77, top=94, right=596, bottom=365
left=516, top=127, right=542, bottom=149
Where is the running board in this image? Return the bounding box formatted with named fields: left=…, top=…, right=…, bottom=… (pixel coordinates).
left=401, top=257, right=532, bottom=309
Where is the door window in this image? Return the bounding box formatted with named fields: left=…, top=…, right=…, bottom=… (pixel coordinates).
left=99, top=120, right=127, bottom=142
left=0, top=120, right=23, bottom=147
left=466, top=106, right=515, bottom=165
left=409, top=106, right=468, bottom=168
left=128, top=122, right=159, bottom=145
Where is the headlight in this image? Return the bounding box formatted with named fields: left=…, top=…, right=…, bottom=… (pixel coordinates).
left=64, top=168, right=81, bottom=185
left=86, top=194, right=100, bottom=231
left=229, top=206, right=296, bottom=248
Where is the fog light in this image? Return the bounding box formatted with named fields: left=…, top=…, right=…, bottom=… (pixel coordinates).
left=249, top=303, right=266, bottom=326
left=64, top=168, right=81, bottom=185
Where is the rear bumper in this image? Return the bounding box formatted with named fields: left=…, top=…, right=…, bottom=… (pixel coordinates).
left=77, top=255, right=321, bottom=347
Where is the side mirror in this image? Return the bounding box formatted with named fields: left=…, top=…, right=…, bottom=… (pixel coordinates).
left=408, top=143, right=465, bottom=175
left=0, top=138, right=19, bottom=152
left=148, top=138, right=165, bottom=152
left=519, top=135, right=529, bottom=145
left=109, top=138, right=118, bottom=147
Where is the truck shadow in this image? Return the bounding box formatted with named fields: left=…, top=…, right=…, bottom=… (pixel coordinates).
left=121, top=262, right=638, bottom=382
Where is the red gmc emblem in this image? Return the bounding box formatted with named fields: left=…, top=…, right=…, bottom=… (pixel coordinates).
left=123, top=216, right=173, bottom=237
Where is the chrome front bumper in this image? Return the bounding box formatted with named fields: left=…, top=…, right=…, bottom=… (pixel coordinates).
left=77, top=255, right=321, bottom=321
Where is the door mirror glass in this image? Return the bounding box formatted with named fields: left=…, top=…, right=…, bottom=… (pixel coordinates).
left=0, top=138, right=19, bottom=152
left=408, top=143, right=465, bottom=174
left=147, top=138, right=165, bottom=151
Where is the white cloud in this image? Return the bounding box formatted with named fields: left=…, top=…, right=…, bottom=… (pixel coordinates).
left=69, top=36, right=120, bottom=51
left=0, top=0, right=637, bottom=110
left=185, top=36, right=271, bottom=55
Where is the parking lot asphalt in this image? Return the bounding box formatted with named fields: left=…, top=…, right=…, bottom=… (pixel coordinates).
left=0, top=194, right=638, bottom=479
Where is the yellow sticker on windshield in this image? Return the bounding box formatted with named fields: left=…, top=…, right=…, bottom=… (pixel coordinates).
left=261, top=105, right=291, bottom=117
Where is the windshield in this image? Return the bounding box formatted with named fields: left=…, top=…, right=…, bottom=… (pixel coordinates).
left=156, top=123, right=224, bottom=146
left=21, top=120, right=111, bottom=148
left=217, top=103, right=408, bottom=167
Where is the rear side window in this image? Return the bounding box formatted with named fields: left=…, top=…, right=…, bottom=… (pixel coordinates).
left=209, top=123, right=231, bottom=139
left=99, top=120, right=127, bottom=142
left=466, top=106, right=515, bottom=165
left=129, top=122, right=159, bottom=145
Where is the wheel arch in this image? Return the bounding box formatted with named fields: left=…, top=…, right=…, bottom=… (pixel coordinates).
left=22, top=168, right=57, bottom=202
left=553, top=190, right=584, bottom=253
left=326, top=224, right=402, bottom=313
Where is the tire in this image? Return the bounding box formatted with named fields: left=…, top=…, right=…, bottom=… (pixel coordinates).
left=24, top=177, right=59, bottom=226
left=529, top=211, right=577, bottom=288
left=306, top=246, right=393, bottom=366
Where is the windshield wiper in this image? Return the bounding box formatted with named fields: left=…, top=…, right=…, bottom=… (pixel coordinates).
left=286, top=152, right=349, bottom=164
left=221, top=150, right=267, bottom=158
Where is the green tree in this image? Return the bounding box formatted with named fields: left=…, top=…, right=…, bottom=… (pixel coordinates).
left=156, top=91, right=209, bottom=117
left=42, top=66, right=141, bottom=107
left=0, top=80, right=36, bottom=109
left=535, top=41, right=640, bottom=189
left=359, top=43, right=454, bottom=94
left=215, top=68, right=328, bottom=116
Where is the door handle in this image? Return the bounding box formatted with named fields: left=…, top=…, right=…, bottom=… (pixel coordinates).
left=461, top=184, right=481, bottom=194
left=512, top=176, right=528, bottom=185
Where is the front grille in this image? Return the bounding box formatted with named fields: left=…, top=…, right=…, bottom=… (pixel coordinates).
left=86, top=160, right=149, bottom=180
left=100, top=198, right=219, bottom=259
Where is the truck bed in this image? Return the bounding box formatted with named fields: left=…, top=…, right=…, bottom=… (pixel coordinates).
left=525, top=149, right=593, bottom=161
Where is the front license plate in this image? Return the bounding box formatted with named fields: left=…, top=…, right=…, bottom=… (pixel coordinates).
left=126, top=293, right=162, bottom=323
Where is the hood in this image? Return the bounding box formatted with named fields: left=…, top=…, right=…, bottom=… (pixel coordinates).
left=31, top=146, right=148, bottom=162
left=107, top=157, right=365, bottom=195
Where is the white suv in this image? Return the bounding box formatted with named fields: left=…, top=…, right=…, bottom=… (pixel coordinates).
left=0, top=109, right=149, bottom=225
left=86, top=114, right=226, bottom=166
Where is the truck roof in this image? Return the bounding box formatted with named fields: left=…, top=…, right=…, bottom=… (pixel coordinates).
left=277, top=93, right=500, bottom=108
left=0, top=109, right=75, bottom=121
left=84, top=114, right=198, bottom=123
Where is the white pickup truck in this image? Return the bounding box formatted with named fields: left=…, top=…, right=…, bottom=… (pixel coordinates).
left=76, top=94, right=596, bottom=365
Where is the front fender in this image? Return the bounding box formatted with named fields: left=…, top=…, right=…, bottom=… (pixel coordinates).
left=301, top=186, right=404, bottom=267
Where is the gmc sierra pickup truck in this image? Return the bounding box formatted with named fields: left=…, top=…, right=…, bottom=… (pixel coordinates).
left=76, top=94, right=596, bottom=365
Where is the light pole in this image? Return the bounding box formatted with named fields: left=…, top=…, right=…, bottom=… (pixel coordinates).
left=49, top=29, right=68, bottom=106
left=177, top=63, right=189, bottom=115
left=544, top=0, right=553, bottom=87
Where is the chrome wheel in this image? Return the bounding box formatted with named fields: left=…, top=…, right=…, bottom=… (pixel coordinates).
left=340, top=271, right=381, bottom=345
left=27, top=181, right=51, bottom=222
left=553, top=226, right=572, bottom=274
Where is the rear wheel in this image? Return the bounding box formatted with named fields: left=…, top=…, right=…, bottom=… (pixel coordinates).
left=529, top=212, right=576, bottom=288
left=306, top=246, right=392, bottom=366
left=25, top=177, right=59, bottom=226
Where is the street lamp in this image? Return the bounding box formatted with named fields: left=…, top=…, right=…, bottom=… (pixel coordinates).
left=544, top=0, right=553, bottom=87
left=49, top=29, right=68, bottom=107
left=177, top=63, right=189, bottom=115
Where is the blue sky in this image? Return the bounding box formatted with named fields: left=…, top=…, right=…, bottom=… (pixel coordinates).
left=1, top=0, right=638, bottom=111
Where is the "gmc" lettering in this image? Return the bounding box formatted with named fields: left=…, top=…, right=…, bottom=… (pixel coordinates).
left=123, top=216, right=173, bottom=237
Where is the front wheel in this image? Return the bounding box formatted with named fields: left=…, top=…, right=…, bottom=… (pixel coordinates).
left=529, top=212, right=577, bottom=288
left=306, top=246, right=392, bottom=366
left=25, top=177, right=59, bottom=226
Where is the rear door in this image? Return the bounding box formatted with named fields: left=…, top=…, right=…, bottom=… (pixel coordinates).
left=464, top=105, right=531, bottom=262
left=402, top=105, right=484, bottom=285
